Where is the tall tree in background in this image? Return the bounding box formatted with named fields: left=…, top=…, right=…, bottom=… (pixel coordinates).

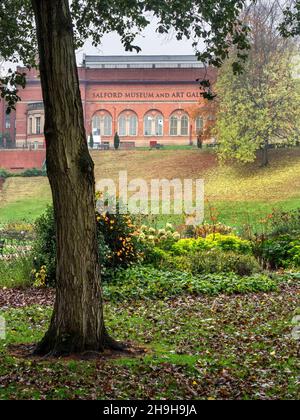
left=215, top=0, right=300, bottom=166
left=0, top=0, right=250, bottom=356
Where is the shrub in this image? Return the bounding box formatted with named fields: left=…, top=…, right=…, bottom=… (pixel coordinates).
left=89, top=132, right=94, bottom=149
left=32, top=202, right=142, bottom=286
left=253, top=234, right=300, bottom=269
left=32, top=206, right=56, bottom=285
left=172, top=234, right=252, bottom=256
left=188, top=250, right=261, bottom=276
left=96, top=207, right=142, bottom=271
left=19, top=168, right=47, bottom=177
left=0, top=168, right=10, bottom=179
left=103, top=266, right=278, bottom=301
left=267, top=209, right=300, bottom=236
left=114, top=132, right=120, bottom=150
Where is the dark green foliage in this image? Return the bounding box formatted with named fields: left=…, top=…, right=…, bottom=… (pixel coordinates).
left=0, top=168, right=46, bottom=178
left=19, top=168, right=47, bottom=177
left=114, top=132, right=120, bottom=150
left=254, top=234, right=300, bottom=270
left=89, top=132, right=94, bottom=149
left=104, top=266, right=278, bottom=301
left=0, top=168, right=10, bottom=179
left=32, top=206, right=56, bottom=286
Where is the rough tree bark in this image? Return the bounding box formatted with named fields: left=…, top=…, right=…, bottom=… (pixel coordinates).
left=31, top=0, right=120, bottom=356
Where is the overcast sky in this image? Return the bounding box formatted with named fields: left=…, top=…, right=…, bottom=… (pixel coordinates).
left=1, top=18, right=198, bottom=74
left=76, top=18, right=197, bottom=64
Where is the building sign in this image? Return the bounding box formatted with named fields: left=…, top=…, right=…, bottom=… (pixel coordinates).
left=92, top=90, right=202, bottom=101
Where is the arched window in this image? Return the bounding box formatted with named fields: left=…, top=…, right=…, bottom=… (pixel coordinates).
left=195, top=116, right=203, bottom=134
left=103, top=115, right=112, bottom=136
left=155, top=115, right=163, bottom=136
left=92, top=111, right=112, bottom=137
left=144, top=111, right=164, bottom=136
left=181, top=115, right=189, bottom=136
left=144, top=115, right=152, bottom=136
left=118, top=116, right=126, bottom=136
left=118, top=111, right=138, bottom=136
left=170, top=111, right=189, bottom=136
left=129, top=115, right=138, bottom=136
left=170, top=116, right=178, bottom=136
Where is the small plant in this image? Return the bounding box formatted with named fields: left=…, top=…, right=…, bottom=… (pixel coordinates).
left=114, top=132, right=120, bottom=150
left=89, top=132, right=94, bottom=149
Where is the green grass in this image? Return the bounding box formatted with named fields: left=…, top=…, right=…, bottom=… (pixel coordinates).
left=0, top=257, right=33, bottom=288
left=2, top=148, right=300, bottom=230
left=0, top=280, right=299, bottom=400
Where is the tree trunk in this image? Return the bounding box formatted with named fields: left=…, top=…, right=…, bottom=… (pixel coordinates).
left=262, top=139, right=269, bottom=167
left=31, top=0, right=119, bottom=356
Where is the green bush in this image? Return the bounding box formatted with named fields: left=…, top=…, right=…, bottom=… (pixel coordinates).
left=0, top=168, right=10, bottom=179
left=267, top=209, right=300, bottom=236
left=32, top=203, right=142, bottom=286
left=188, top=249, right=261, bottom=276
left=114, top=132, right=120, bottom=150
left=103, top=266, right=278, bottom=301
left=254, top=234, right=300, bottom=269
left=147, top=246, right=260, bottom=276
left=32, top=206, right=56, bottom=285
left=19, top=168, right=47, bottom=177
left=172, top=233, right=252, bottom=256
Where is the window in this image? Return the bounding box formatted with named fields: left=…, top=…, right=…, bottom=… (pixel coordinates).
left=170, top=116, right=178, bottom=136
left=5, top=114, right=10, bottom=129
left=92, top=116, right=100, bottom=136
left=195, top=116, right=203, bottom=134
left=29, top=118, right=33, bottom=135
left=103, top=115, right=112, bottom=136
left=170, top=112, right=189, bottom=136
left=144, top=111, right=164, bottom=136
left=36, top=117, right=41, bottom=134
left=181, top=115, right=189, bottom=136
left=155, top=115, right=163, bottom=136
left=144, top=115, right=152, bottom=136
left=92, top=113, right=112, bottom=136
left=118, top=112, right=138, bottom=136
left=129, top=115, right=137, bottom=136
left=118, top=116, right=126, bottom=136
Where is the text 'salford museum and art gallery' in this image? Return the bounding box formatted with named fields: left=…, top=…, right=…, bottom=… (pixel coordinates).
left=1, top=55, right=216, bottom=150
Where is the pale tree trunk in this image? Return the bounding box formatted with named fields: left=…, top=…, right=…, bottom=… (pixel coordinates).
left=262, top=139, right=269, bottom=167
left=31, top=0, right=120, bottom=356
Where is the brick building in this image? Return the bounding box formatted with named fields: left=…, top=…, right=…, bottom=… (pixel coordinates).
left=4, top=55, right=217, bottom=149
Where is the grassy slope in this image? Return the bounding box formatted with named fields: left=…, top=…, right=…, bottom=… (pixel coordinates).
left=1, top=148, right=300, bottom=228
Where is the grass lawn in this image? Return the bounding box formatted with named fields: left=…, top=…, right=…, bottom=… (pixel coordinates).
left=0, top=280, right=299, bottom=400
left=1, top=148, right=300, bottom=229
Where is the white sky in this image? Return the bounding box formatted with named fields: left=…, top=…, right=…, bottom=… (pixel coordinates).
left=0, top=19, right=198, bottom=74
left=76, top=23, right=196, bottom=64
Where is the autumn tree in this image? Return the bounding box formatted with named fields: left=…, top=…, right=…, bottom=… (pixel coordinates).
left=0, top=0, right=251, bottom=356
left=215, top=0, right=300, bottom=166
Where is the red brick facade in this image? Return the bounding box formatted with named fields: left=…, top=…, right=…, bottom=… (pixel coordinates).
left=3, top=57, right=217, bottom=148
left=0, top=149, right=45, bottom=171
